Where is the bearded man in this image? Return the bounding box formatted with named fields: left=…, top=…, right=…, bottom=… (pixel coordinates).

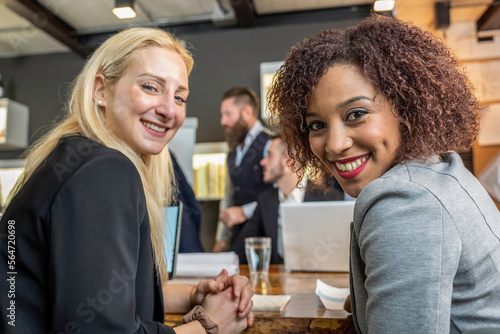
left=213, top=86, right=273, bottom=252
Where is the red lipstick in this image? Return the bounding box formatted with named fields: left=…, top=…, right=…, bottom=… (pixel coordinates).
left=332, top=155, right=369, bottom=179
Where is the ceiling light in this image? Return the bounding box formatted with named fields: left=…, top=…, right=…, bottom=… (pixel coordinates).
left=374, top=0, right=395, bottom=12
left=113, top=0, right=136, bottom=19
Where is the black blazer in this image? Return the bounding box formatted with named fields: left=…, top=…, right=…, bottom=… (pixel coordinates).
left=230, top=181, right=344, bottom=264
left=0, top=136, right=175, bottom=333
left=170, top=151, right=204, bottom=253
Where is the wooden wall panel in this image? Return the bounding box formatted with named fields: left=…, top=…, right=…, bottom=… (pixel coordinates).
left=473, top=144, right=500, bottom=210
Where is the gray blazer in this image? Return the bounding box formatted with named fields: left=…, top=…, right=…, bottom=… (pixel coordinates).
left=350, top=152, right=500, bottom=334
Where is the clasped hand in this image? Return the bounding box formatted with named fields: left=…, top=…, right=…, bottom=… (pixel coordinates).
left=191, top=269, right=254, bottom=332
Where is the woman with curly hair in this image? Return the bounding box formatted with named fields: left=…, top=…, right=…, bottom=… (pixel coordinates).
left=269, top=15, right=500, bottom=333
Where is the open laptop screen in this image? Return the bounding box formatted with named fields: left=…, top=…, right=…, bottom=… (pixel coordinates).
left=162, top=202, right=183, bottom=279
left=280, top=201, right=354, bottom=272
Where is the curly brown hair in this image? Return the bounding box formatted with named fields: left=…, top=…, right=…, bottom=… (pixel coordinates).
left=269, top=14, right=480, bottom=183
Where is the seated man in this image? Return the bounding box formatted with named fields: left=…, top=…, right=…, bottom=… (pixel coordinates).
left=230, top=134, right=344, bottom=264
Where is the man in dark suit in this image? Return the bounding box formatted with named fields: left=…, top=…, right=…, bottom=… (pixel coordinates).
left=230, top=134, right=344, bottom=264
left=213, top=86, right=273, bottom=252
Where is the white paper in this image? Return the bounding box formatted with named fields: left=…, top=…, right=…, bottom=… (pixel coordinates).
left=251, top=294, right=291, bottom=312
left=175, top=252, right=240, bottom=278
left=315, top=279, right=350, bottom=310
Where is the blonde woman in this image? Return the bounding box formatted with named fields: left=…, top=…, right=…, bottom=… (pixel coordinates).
left=0, top=28, right=253, bottom=333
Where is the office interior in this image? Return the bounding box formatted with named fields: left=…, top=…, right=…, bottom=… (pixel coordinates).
left=0, top=0, right=499, bottom=251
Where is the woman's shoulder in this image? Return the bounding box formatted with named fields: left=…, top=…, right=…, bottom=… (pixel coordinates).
left=55, top=135, right=125, bottom=159
left=46, top=135, right=139, bottom=184
left=358, top=152, right=468, bottom=199
left=354, top=152, right=497, bottom=231
left=54, top=135, right=134, bottom=165
left=355, top=169, right=439, bottom=218
left=6, top=135, right=143, bottom=222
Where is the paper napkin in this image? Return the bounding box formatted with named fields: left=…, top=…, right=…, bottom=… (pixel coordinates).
left=315, top=279, right=350, bottom=310
left=251, top=294, right=291, bottom=312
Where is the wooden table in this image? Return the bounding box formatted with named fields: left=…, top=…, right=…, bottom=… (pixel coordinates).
left=165, top=265, right=355, bottom=333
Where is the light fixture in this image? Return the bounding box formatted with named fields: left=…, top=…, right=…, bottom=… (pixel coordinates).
left=113, top=0, right=136, bottom=19
left=373, top=0, right=395, bottom=12
left=435, top=2, right=450, bottom=30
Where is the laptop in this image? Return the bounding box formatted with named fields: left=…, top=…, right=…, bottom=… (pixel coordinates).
left=280, top=200, right=355, bottom=272
left=162, top=202, right=183, bottom=279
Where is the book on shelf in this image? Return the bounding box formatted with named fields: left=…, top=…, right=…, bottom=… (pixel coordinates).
left=194, top=164, right=208, bottom=198
left=194, top=161, right=226, bottom=199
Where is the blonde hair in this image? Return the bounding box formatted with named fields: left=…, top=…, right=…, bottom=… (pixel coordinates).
left=10, top=27, right=193, bottom=281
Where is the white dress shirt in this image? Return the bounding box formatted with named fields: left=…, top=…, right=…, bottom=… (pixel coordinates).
left=276, top=177, right=307, bottom=258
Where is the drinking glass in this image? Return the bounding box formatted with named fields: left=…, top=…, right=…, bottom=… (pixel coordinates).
left=245, top=237, right=271, bottom=278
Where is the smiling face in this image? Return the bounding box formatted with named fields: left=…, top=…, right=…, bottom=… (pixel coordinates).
left=305, top=64, right=401, bottom=197
left=97, top=46, right=189, bottom=156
